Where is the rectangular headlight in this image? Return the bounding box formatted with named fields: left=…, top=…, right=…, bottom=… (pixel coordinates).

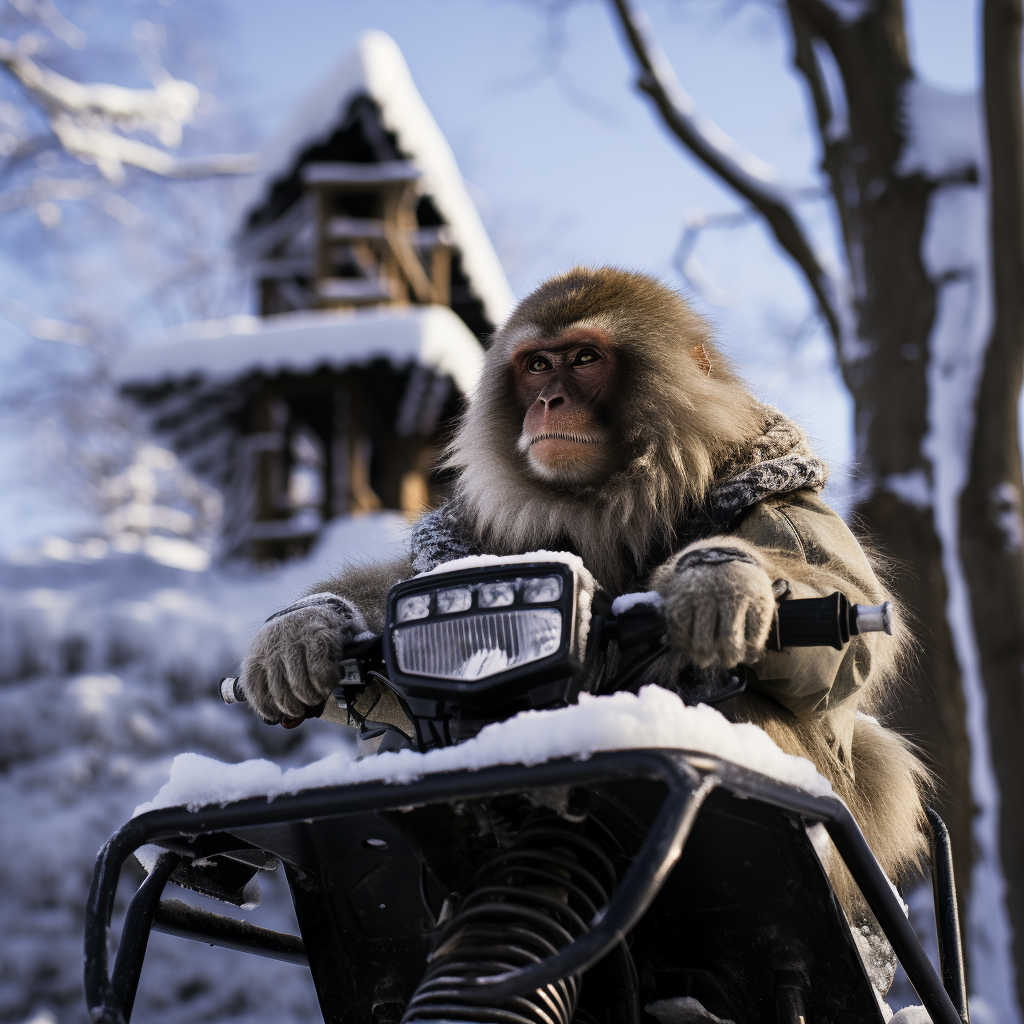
left=383, top=555, right=595, bottom=701
left=396, top=593, right=431, bottom=623
left=394, top=608, right=562, bottom=680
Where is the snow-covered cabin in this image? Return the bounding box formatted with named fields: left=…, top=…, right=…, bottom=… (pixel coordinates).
left=117, top=32, right=513, bottom=560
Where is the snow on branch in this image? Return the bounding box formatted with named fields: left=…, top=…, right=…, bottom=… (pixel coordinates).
left=0, top=36, right=256, bottom=181
left=608, top=0, right=843, bottom=345
left=49, top=115, right=256, bottom=181
left=0, top=174, right=94, bottom=213
left=1, top=296, right=93, bottom=344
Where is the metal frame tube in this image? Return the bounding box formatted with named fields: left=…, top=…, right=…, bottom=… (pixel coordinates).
left=109, top=852, right=179, bottom=1022
left=152, top=899, right=308, bottom=966
left=84, top=750, right=965, bottom=1024
left=928, top=807, right=969, bottom=1022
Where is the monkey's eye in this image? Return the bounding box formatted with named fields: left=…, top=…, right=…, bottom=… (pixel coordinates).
left=572, top=348, right=599, bottom=367
left=527, top=355, right=552, bottom=373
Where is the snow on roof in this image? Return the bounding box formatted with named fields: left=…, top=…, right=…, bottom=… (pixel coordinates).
left=134, top=685, right=833, bottom=815
left=115, top=304, right=483, bottom=394
left=240, top=30, right=515, bottom=328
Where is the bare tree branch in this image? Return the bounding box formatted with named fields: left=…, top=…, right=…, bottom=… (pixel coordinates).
left=0, top=174, right=94, bottom=213
left=607, top=0, right=842, bottom=344
left=673, top=206, right=754, bottom=307
left=48, top=115, right=256, bottom=181
left=785, top=0, right=845, bottom=48
left=0, top=35, right=256, bottom=181
left=6, top=0, right=87, bottom=49
left=788, top=7, right=835, bottom=141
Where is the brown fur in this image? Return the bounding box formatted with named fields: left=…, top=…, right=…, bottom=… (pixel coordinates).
left=722, top=530, right=931, bottom=901
left=642, top=535, right=931, bottom=908
left=313, top=554, right=413, bottom=634
left=312, top=266, right=930, bottom=912
left=448, top=266, right=763, bottom=593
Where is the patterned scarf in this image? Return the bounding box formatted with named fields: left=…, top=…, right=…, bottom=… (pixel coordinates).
left=411, top=408, right=828, bottom=575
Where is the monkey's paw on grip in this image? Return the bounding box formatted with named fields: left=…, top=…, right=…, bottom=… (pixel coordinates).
left=652, top=538, right=776, bottom=670
left=240, top=592, right=370, bottom=723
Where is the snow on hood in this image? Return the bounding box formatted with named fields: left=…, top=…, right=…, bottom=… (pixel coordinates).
left=415, top=548, right=591, bottom=580
left=115, top=303, right=483, bottom=394
left=134, top=685, right=832, bottom=815
left=238, top=30, right=514, bottom=328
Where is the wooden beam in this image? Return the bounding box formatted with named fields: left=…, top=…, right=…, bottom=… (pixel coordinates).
left=315, top=277, right=392, bottom=303
left=381, top=182, right=434, bottom=303
left=430, top=244, right=452, bottom=306
left=302, top=160, right=420, bottom=187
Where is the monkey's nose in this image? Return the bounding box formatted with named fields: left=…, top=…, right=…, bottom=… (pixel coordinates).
left=541, top=393, right=565, bottom=410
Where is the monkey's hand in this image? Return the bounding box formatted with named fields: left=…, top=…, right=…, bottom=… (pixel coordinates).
left=651, top=538, right=776, bottom=669
left=240, top=593, right=370, bottom=723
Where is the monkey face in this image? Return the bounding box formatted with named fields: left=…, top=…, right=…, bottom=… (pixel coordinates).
left=511, top=328, right=622, bottom=486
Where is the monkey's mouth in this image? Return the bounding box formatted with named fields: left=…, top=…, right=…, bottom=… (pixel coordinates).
left=521, top=429, right=615, bottom=486
left=528, top=432, right=601, bottom=447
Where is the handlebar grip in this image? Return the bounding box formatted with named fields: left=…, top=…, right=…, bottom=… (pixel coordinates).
left=771, top=593, right=894, bottom=651
left=220, top=676, right=246, bottom=704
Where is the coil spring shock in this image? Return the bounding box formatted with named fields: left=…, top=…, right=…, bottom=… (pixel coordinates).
left=402, top=821, right=619, bottom=1024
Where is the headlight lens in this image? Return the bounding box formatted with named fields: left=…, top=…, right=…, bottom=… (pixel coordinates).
left=478, top=581, right=515, bottom=608
left=523, top=575, right=562, bottom=603
left=396, top=593, right=431, bottom=623
left=436, top=586, right=472, bottom=614
left=393, top=608, right=562, bottom=680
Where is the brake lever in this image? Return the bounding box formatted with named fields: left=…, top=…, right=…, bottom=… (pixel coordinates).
left=218, top=632, right=384, bottom=729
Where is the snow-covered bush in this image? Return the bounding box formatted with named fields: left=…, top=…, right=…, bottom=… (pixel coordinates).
left=0, top=514, right=409, bottom=1024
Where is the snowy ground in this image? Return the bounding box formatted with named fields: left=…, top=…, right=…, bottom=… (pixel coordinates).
left=0, top=510, right=943, bottom=1023
left=0, top=514, right=410, bottom=1024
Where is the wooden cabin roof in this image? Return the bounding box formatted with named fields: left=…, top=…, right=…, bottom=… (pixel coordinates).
left=235, top=30, right=514, bottom=340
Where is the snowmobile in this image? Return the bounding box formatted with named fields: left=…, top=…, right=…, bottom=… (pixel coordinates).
left=85, top=553, right=969, bottom=1024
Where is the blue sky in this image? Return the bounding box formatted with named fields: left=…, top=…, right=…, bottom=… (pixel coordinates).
left=0, top=0, right=980, bottom=550
left=201, top=0, right=986, bottom=495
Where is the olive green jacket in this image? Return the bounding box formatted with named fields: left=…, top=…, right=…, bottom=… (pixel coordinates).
left=725, top=489, right=892, bottom=764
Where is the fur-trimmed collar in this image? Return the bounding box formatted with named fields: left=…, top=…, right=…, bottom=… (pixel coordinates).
left=411, top=408, right=828, bottom=583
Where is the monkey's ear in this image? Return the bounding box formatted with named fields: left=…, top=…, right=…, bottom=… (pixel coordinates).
left=691, top=342, right=712, bottom=377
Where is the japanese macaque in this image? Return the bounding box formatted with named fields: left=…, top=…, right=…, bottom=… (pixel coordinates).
left=241, top=266, right=929, bottom=915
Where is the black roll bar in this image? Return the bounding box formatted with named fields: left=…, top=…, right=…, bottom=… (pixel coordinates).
left=927, top=807, right=969, bottom=1022
left=84, top=749, right=966, bottom=1024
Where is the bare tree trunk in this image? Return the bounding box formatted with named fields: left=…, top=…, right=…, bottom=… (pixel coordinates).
left=611, top=0, right=1024, bottom=1001
left=961, top=0, right=1024, bottom=1006
left=786, top=0, right=976, bottom=916
left=608, top=0, right=975, bottom=910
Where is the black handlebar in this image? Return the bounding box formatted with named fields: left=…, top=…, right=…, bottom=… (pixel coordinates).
left=771, top=592, right=893, bottom=651
left=220, top=592, right=894, bottom=708
left=611, top=591, right=893, bottom=653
